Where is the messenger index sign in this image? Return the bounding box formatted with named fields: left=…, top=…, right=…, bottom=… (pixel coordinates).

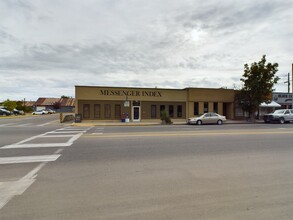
left=99, top=89, right=162, bottom=97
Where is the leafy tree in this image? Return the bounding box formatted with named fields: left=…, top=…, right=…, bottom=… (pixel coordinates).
left=236, top=55, right=279, bottom=121
left=2, top=99, right=17, bottom=111
left=61, top=95, right=70, bottom=98
left=53, top=101, right=61, bottom=109
left=16, top=101, right=24, bottom=111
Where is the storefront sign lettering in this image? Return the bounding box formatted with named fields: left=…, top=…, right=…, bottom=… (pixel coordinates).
left=100, top=90, right=162, bottom=97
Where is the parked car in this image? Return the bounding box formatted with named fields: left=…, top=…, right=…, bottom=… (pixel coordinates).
left=188, top=113, right=226, bottom=125
left=0, top=108, right=11, bottom=116
left=46, top=109, right=56, bottom=114
left=12, top=109, right=24, bottom=115
left=263, top=109, right=293, bottom=124
left=32, top=109, right=48, bottom=115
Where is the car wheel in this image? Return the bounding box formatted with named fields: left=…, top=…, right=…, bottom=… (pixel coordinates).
left=279, top=118, right=285, bottom=124
left=197, top=120, right=202, bottom=125
left=217, top=120, right=223, bottom=125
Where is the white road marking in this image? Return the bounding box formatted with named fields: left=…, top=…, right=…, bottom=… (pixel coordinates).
left=2, top=143, right=72, bottom=149
left=0, top=179, right=35, bottom=209
left=0, top=123, right=18, bottom=127
left=0, top=126, right=89, bottom=210
left=47, top=131, right=87, bottom=134
left=15, top=123, right=33, bottom=127
left=67, top=133, right=83, bottom=143
left=37, top=122, right=52, bottom=127
left=38, top=135, right=76, bottom=138
left=91, top=133, right=103, bottom=135
left=14, top=133, right=46, bottom=145
left=0, top=155, right=61, bottom=165
left=0, top=162, right=48, bottom=210
left=21, top=162, right=48, bottom=180
left=54, top=148, right=64, bottom=154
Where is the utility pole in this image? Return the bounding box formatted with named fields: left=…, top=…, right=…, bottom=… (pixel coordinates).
left=284, top=73, right=291, bottom=109
left=291, top=63, right=293, bottom=109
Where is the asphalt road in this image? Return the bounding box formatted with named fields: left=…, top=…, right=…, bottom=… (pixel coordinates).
left=1, top=116, right=293, bottom=219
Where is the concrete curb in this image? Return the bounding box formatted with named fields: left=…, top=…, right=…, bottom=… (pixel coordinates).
left=72, top=120, right=264, bottom=127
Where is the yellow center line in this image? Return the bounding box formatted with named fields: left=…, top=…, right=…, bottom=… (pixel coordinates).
left=82, top=130, right=293, bottom=138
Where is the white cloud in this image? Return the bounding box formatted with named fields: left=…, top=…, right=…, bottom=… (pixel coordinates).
left=0, top=0, right=293, bottom=101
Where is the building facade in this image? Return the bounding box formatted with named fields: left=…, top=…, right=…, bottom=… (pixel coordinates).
left=34, top=97, right=75, bottom=112
left=272, top=92, right=293, bottom=109
left=75, top=86, right=235, bottom=121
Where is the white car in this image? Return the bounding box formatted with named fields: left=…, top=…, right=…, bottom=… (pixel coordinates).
left=46, top=109, right=56, bottom=114
left=32, top=109, right=48, bottom=115
left=188, top=113, right=226, bottom=125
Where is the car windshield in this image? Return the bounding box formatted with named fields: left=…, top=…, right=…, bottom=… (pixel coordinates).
left=274, top=110, right=285, bottom=114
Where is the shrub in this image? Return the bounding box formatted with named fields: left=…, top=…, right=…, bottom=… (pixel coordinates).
left=160, top=109, right=172, bottom=125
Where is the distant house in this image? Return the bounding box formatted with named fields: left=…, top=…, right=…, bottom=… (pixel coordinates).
left=24, top=101, right=36, bottom=108
left=34, top=98, right=75, bottom=113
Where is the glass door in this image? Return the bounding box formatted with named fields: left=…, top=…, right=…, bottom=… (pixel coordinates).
left=132, top=106, right=140, bottom=122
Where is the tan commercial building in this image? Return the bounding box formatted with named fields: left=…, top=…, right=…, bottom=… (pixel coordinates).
left=75, top=86, right=235, bottom=122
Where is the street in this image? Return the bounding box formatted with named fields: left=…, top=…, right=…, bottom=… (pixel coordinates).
left=1, top=115, right=293, bottom=219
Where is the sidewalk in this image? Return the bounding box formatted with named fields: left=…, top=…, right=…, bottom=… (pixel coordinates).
left=72, top=119, right=263, bottom=126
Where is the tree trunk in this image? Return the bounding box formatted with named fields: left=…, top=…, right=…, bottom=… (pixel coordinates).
left=249, top=110, right=256, bottom=123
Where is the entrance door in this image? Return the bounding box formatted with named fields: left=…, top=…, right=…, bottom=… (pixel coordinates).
left=132, top=106, right=140, bottom=122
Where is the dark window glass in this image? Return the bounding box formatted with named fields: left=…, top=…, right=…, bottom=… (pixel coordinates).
left=104, top=104, right=111, bottom=118
left=94, top=104, right=101, bottom=118
left=115, top=104, right=121, bottom=119
left=169, top=105, right=174, bottom=117
left=214, top=102, right=218, bottom=113
left=151, top=105, right=157, bottom=118
left=204, top=102, right=209, bottom=113
left=160, top=105, right=165, bottom=116
left=133, top=101, right=140, bottom=106
left=83, top=104, right=90, bottom=119
left=194, top=102, right=199, bottom=115
left=177, top=105, right=182, bottom=117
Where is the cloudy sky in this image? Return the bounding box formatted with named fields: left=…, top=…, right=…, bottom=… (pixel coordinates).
left=0, top=0, right=292, bottom=101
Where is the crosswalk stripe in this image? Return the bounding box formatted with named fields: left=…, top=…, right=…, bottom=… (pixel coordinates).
left=0, top=155, right=61, bottom=164
left=15, top=123, right=33, bottom=127
left=0, top=123, right=17, bottom=127
left=1, top=143, right=72, bottom=149
left=37, top=122, right=52, bottom=127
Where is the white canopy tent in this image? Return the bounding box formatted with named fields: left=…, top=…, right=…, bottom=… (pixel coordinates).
left=259, top=101, right=281, bottom=108
left=257, top=101, right=281, bottom=119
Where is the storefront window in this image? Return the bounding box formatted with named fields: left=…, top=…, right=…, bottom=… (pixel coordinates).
left=94, top=104, right=101, bottom=118
left=169, top=105, right=174, bottom=117
left=133, top=101, right=140, bottom=106
left=83, top=104, right=90, bottom=119
left=204, top=102, right=209, bottom=113
left=177, top=105, right=182, bottom=117
left=104, top=104, right=111, bottom=118
left=214, top=102, right=218, bottom=113
left=115, top=104, right=121, bottom=119
left=160, top=105, right=165, bottom=116
left=194, top=102, right=199, bottom=115
left=151, top=105, right=157, bottom=118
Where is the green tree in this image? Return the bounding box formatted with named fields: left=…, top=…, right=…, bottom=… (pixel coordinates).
left=160, top=109, right=172, bottom=125
left=61, top=95, right=70, bottom=98
left=236, top=55, right=279, bottom=121
left=16, top=101, right=24, bottom=111
left=53, top=101, right=61, bottom=109
left=2, top=99, right=17, bottom=111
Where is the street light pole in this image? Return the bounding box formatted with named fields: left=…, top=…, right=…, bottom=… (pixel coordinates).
left=284, top=73, right=290, bottom=109
left=291, top=63, right=293, bottom=109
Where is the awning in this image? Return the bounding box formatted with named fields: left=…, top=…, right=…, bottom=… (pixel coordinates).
left=259, top=101, right=281, bottom=108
